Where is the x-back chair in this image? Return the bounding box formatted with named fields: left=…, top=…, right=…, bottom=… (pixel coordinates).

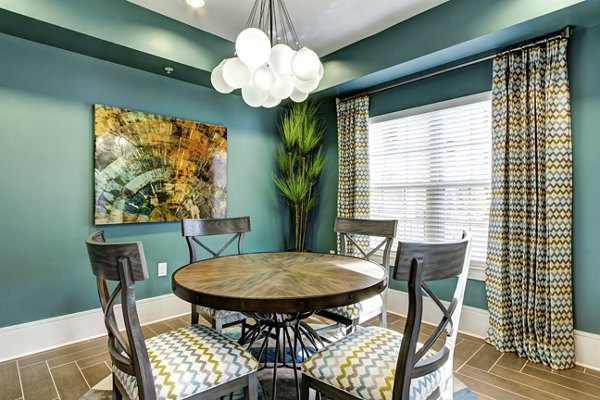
left=317, top=217, right=397, bottom=333
left=86, top=231, right=258, bottom=400
left=302, top=232, right=472, bottom=400
left=182, top=217, right=251, bottom=333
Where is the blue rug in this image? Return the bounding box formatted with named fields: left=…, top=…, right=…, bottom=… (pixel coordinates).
left=455, top=388, right=479, bottom=399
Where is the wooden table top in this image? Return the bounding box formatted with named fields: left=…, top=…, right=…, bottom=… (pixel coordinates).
left=172, top=252, right=387, bottom=314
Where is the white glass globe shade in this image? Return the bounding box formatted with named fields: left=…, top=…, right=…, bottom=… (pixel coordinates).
left=235, top=28, right=271, bottom=69
left=222, top=57, right=251, bottom=89
left=242, top=83, right=268, bottom=107
left=291, top=47, right=321, bottom=81
left=263, top=96, right=282, bottom=108
left=268, top=44, right=295, bottom=76
left=211, top=63, right=234, bottom=94
left=293, top=76, right=320, bottom=93
left=269, top=74, right=294, bottom=99
left=290, top=88, right=309, bottom=103
left=252, top=66, right=275, bottom=92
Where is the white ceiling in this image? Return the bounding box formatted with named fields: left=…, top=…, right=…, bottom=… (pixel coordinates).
left=127, top=0, right=448, bottom=56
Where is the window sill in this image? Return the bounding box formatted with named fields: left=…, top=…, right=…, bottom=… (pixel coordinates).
left=468, top=265, right=486, bottom=281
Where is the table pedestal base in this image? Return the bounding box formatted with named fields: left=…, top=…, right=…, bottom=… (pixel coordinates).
left=239, top=313, right=324, bottom=400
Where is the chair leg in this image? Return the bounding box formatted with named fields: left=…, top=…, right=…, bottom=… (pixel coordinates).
left=191, top=304, right=199, bottom=324
left=215, top=318, right=223, bottom=334
left=300, top=374, right=311, bottom=400
left=379, top=311, right=387, bottom=328
left=347, top=320, right=359, bottom=335
left=380, top=290, right=388, bottom=328
left=112, top=373, right=122, bottom=400
left=438, top=377, right=453, bottom=400
left=246, top=373, right=258, bottom=400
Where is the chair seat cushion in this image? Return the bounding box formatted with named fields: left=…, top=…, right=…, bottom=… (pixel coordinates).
left=301, top=326, right=443, bottom=400
left=323, top=294, right=383, bottom=320
left=113, top=325, right=258, bottom=400
left=200, top=306, right=246, bottom=325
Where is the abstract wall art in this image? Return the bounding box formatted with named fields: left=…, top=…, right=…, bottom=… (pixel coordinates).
left=93, top=105, right=227, bottom=224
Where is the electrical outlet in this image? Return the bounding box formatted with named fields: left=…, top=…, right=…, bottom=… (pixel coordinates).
left=329, top=250, right=335, bottom=255
left=158, top=262, right=168, bottom=277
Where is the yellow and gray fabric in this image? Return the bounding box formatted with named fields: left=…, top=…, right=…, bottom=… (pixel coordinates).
left=302, top=327, right=443, bottom=400
left=199, top=306, right=246, bottom=326
left=336, top=96, right=371, bottom=255
left=323, top=293, right=383, bottom=320
left=485, top=38, right=575, bottom=370
left=113, top=325, right=258, bottom=400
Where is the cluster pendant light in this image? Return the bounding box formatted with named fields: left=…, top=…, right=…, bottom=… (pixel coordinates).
left=211, top=0, right=323, bottom=108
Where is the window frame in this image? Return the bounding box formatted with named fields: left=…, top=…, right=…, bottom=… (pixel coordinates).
left=368, top=92, right=492, bottom=281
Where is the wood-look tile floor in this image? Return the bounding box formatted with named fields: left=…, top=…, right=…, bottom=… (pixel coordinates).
left=1, top=313, right=599, bottom=400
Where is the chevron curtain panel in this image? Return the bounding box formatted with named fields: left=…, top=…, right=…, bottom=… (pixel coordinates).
left=485, top=38, right=575, bottom=370
left=336, top=95, right=371, bottom=254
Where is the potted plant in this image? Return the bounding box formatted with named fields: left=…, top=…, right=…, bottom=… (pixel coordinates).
left=273, top=101, right=326, bottom=252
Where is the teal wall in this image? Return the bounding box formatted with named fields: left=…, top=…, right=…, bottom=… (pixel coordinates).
left=314, top=24, right=600, bottom=334
left=569, top=24, right=600, bottom=334
left=0, top=33, right=286, bottom=328
left=1, top=9, right=598, bottom=336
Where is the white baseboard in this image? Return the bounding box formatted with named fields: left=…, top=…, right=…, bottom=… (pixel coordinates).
left=387, top=289, right=600, bottom=371
left=573, top=329, right=600, bottom=370
left=0, top=293, right=190, bottom=362
left=2, top=290, right=599, bottom=372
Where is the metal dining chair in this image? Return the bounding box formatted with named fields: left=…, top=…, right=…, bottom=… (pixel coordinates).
left=317, top=217, right=397, bottom=333
left=85, top=231, right=258, bottom=400
left=302, top=232, right=472, bottom=400
left=182, top=217, right=251, bottom=333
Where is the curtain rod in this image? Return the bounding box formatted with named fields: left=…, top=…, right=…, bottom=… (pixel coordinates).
left=340, top=26, right=572, bottom=102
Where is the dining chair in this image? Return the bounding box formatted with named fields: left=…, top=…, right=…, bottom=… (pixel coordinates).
left=302, top=232, right=472, bottom=400
left=317, top=217, right=397, bottom=333
left=182, top=217, right=251, bottom=333
left=85, top=231, right=259, bottom=400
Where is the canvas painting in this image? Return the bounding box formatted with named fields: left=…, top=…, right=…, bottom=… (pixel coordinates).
left=93, top=105, right=227, bottom=224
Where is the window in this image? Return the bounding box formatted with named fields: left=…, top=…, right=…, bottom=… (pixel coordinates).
left=368, top=92, right=492, bottom=280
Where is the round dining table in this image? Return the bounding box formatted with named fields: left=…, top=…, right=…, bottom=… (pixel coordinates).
left=171, top=251, right=387, bottom=400
left=171, top=251, right=387, bottom=314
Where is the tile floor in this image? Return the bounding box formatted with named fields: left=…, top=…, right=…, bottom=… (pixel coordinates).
left=1, top=313, right=599, bottom=400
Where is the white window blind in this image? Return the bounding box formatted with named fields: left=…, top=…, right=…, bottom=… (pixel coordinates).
left=368, top=93, right=492, bottom=278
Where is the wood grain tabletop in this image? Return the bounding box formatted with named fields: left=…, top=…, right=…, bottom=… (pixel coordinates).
left=172, top=252, right=386, bottom=314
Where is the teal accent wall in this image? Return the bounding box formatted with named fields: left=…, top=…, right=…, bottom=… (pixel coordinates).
left=569, top=23, right=600, bottom=334
left=0, top=32, right=286, bottom=328
left=314, top=24, right=600, bottom=334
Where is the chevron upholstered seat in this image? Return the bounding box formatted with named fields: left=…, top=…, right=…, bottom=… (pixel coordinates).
left=182, top=217, right=252, bottom=333
left=86, top=231, right=258, bottom=400
left=301, top=327, right=443, bottom=400
left=199, top=306, right=247, bottom=327
left=113, top=325, right=258, bottom=400
left=316, top=217, right=397, bottom=334
left=322, top=294, right=383, bottom=320
left=302, top=233, right=472, bottom=400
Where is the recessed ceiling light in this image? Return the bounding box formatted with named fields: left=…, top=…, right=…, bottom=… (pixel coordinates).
left=185, top=0, right=205, bottom=8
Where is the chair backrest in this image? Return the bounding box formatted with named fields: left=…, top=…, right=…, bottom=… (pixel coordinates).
left=392, top=232, right=471, bottom=400
left=85, top=231, right=155, bottom=400
left=182, top=216, right=251, bottom=262
left=335, top=217, right=397, bottom=268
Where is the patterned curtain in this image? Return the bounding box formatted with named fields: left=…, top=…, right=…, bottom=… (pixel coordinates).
left=336, top=95, right=370, bottom=254
left=485, top=38, right=575, bottom=370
